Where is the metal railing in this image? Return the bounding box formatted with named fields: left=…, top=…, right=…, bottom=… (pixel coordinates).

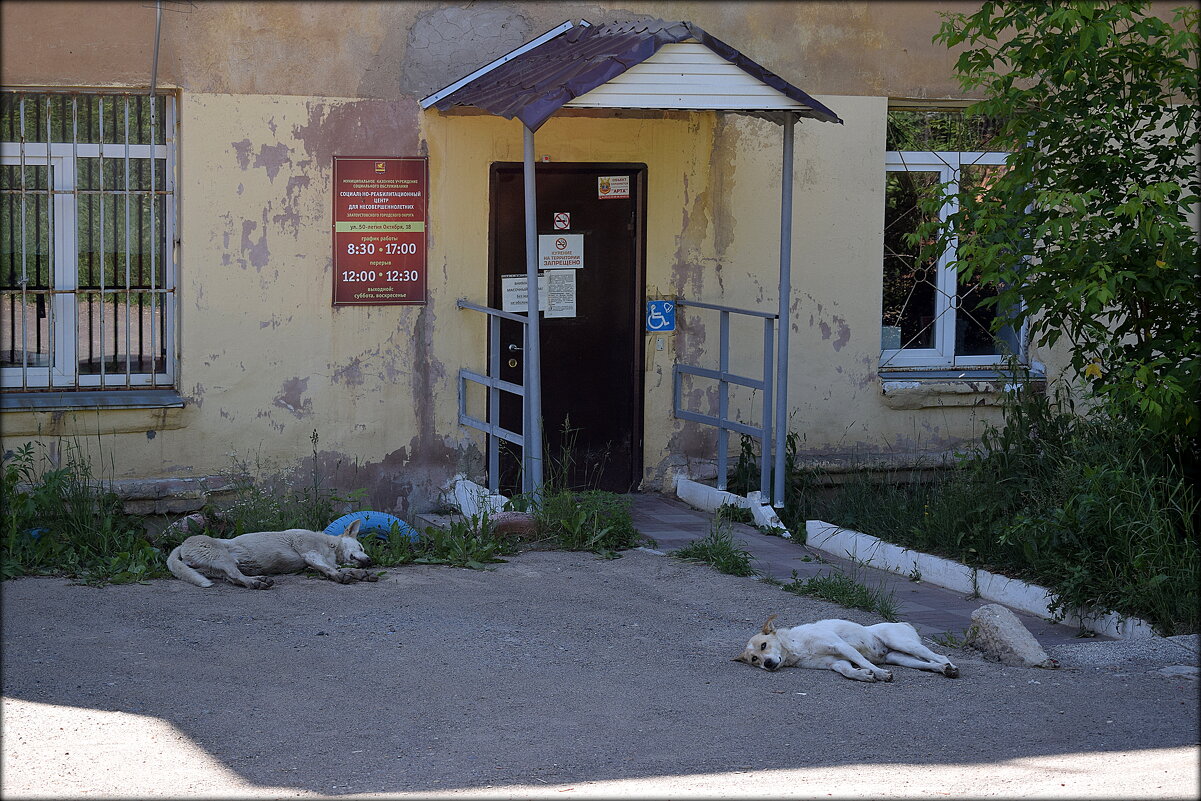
left=672, top=299, right=777, bottom=502
left=456, top=299, right=530, bottom=494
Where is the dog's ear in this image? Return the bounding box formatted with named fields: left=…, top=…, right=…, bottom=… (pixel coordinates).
left=760, top=614, right=778, bottom=635
left=732, top=653, right=748, bottom=664
left=344, top=519, right=362, bottom=538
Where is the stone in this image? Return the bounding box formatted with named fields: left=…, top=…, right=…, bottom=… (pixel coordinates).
left=489, top=511, right=538, bottom=540
left=968, top=603, right=1060, bottom=669
left=446, top=474, right=508, bottom=519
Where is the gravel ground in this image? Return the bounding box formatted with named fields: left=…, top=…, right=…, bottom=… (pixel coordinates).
left=2, top=549, right=1198, bottom=799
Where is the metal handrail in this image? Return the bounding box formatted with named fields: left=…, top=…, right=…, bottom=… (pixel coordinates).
left=672, top=299, right=777, bottom=502
left=456, top=299, right=529, bottom=493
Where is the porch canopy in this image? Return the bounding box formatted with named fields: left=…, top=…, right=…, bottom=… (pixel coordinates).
left=420, top=18, right=842, bottom=499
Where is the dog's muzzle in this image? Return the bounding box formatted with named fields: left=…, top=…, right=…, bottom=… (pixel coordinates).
left=354, top=556, right=374, bottom=567
left=763, top=659, right=780, bottom=671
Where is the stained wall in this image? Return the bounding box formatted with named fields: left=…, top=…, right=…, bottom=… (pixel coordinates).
left=1, top=1, right=1074, bottom=510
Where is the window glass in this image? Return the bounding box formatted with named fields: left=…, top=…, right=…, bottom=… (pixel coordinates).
left=882, top=170, right=940, bottom=350
left=883, top=110, right=1011, bottom=367
left=886, top=110, right=1003, bottom=152
left=0, top=93, right=168, bottom=146
left=1, top=90, right=175, bottom=391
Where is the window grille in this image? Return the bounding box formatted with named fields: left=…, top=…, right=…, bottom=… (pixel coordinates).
left=1, top=90, right=176, bottom=391
left=881, top=109, right=1017, bottom=369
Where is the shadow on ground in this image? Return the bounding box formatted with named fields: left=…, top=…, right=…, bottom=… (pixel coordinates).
left=2, top=548, right=1197, bottom=798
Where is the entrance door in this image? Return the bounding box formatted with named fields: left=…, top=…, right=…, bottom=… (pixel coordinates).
left=489, top=163, right=645, bottom=493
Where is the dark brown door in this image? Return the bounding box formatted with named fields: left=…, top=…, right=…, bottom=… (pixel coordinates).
left=489, top=163, right=645, bottom=494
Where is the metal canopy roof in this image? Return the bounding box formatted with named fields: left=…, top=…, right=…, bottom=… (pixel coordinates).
left=420, top=19, right=843, bottom=131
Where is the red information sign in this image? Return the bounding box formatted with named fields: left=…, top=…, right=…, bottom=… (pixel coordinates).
left=332, top=156, right=428, bottom=306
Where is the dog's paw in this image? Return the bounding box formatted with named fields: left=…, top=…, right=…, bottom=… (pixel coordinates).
left=941, top=663, right=960, bottom=678
left=248, top=577, right=273, bottom=589
left=340, top=568, right=380, bottom=583
left=876, top=670, right=894, bottom=682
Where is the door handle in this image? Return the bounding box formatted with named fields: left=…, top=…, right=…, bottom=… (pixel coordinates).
left=508, top=344, right=523, bottom=352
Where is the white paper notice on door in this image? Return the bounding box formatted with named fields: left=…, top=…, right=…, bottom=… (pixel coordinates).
left=501, top=272, right=576, bottom=318
left=544, top=270, right=576, bottom=319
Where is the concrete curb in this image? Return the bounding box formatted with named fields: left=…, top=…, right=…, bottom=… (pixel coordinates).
left=805, top=521, right=1157, bottom=640
left=674, top=477, right=793, bottom=538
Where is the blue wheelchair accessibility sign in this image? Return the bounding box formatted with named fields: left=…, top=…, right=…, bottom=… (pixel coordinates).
left=646, top=300, right=676, bottom=332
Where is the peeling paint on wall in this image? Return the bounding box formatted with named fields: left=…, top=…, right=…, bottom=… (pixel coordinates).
left=274, top=377, right=313, bottom=418
left=253, top=142, right=292, bottom=182
left=292, top=100, right=420, bottom=170
left=331, top=357, right=366, bottom=387
left=232, top=138, right=253, bottom=170
left=240, top=212, right=271, bottom=271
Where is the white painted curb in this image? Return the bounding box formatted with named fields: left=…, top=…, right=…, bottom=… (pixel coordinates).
left=805, top=521, right=1157, bottom=640
left=675, top=477, right=792, bottom=539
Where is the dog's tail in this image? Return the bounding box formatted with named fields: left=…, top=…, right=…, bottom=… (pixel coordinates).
left=166, top=544, right=214, bottom=588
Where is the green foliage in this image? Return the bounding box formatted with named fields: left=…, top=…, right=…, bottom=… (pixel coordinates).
left=728, top=430, right=817, bottom=533
left=218, top=430, right=359, bottom=535
left=814, top=384, right=1199, bottom=635
left=362, top=512, right=513, bottom=571
left=532, top=489, right=641, bottom=555
left=781, top=565, right=901, bottom=622
left=2, top=441, right=165, bottom=585
left=922, top=1, right=1200, bottom=439
left=672, top=511, right=759, bottom=577
left=511, top=418, right=644, bottom=555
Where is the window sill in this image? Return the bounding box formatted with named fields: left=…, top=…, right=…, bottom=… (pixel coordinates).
left=878, top=368, right=1044, bottom=410
left=1, top=389, right=185, bottom=412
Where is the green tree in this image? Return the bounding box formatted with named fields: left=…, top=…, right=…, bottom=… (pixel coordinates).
left=923, top=1, right=1199, bottom=442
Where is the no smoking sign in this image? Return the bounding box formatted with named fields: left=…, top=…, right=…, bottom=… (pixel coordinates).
left=537, top=234, right=584, bottom=269
left=553, top=212, right=570, bottom=230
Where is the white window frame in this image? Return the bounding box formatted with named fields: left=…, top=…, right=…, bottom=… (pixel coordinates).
left=1, top=92, right=177, bottom=391
left=881, top=149, right=1012, bottom=369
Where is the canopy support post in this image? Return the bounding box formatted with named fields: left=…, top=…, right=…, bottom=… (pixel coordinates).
left=773, top=111, right=796, bottom=508
left=522, top=124, right=544, bottom=495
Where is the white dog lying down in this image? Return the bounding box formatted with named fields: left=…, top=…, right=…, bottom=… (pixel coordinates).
left=734, top=615, right=959, bottom=682
left=167, top=519, right=377, bottom=589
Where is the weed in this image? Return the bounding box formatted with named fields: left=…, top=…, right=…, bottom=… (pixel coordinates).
left=729, top=430, right=817, bottom=532
left=2, top=440, right=164, bottom=584
left=803, top=381, right=1199, bottom=636
left=781, top=566, right=900, bottom=621
left=717, top=503, right=753, bottom=525
left=363, top=512, right=514, bottom=571
left=932, top=629, right=968, bottom=649
left=673, top=512, right=759, bottom=577
left=217, top=431, right=361, bottom=534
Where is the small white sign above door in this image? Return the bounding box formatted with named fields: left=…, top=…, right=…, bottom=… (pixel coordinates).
left=598, top=175, right=630, bottom=199
left=538, top=234, right=584, bottom=269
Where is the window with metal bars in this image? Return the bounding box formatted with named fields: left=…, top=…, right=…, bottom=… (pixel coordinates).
left=1, top=89, right=176, bottom=392
left=881, top=109, right=1019, bottom=369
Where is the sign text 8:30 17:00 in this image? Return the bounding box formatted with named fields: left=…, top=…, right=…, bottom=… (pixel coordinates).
left=345, top=243, right=418, bottom=255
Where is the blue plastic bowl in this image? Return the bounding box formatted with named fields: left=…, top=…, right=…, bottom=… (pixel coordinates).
left=323, top=511, right=420, bottom=543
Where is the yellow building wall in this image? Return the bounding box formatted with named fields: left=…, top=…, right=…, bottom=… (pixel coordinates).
left=1, top=90, right=1074, bottom=509
left=1, top=1, right=1085, bottom=512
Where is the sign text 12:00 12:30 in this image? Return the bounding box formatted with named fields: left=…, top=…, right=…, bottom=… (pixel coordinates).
left=341, top=270, right=420, bottom=283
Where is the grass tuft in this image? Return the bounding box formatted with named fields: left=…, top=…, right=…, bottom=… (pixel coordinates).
left=673, top=511, right=759, bottom=577
left=781, top=566, right=900, bottom=621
